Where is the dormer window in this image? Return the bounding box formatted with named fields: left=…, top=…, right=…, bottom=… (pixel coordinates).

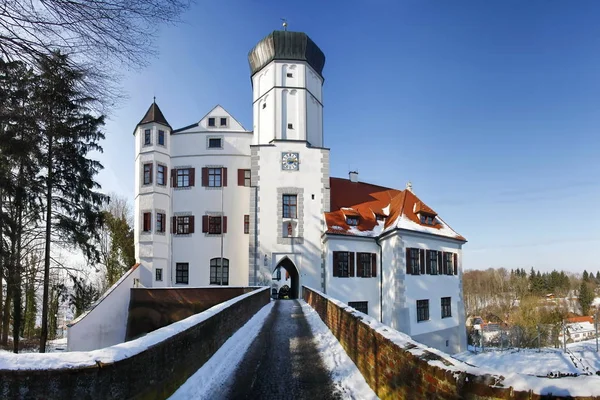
left=346, top=216, right=359, bottom=226
left=375, top=214, right=385, bottom=222
left=420, top=214, right=436, bottom=226
left=208, top=117, right=216, bottom=127
left=286, top=72, right=293, bottom=78
left=220, top=117, right=228, bottom=127
left=287, top=123, right=294, bottom=129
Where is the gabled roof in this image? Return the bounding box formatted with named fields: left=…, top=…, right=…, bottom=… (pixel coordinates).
left=172, top=104, right=250, bottom=134
left=137, top=101, right=171, bottom=129
left=325, top=177, right=466, bottom=241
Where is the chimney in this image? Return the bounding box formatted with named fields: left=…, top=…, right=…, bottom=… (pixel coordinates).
left=349, top=171, right=359, bottom=183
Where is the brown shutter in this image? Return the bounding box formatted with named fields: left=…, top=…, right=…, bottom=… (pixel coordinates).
left=202, top=215, right=209, bottom=233
left=171, top=169, right=177, bottom=187
left=202, top=167, right=208, bottom=187
left=222, top=167, right=228, bottom=187
left=406, top=248, right=411, bottom=275
left=333, top=252, right=339, bottom=277
left=371, top=253, right=377, bottom=277
left=189, top=216, right=195, bottom=234
left=349, top=252, right=355, bottom=277
left=437, top=251, right=443, bottom=275
left=419, top=249, right=425, bottom=275
left=357, top=253, right=364, bottom=277
left=453, top=253, right=458, bottom=275
left=190, top=168, right=196, bottom=187
left=238, top=169, right=244, bottom=186
left=149, top=164, right=153, bottom=184
left=171, top=216, right=177, bottom=233
left=223, top=216, right=228, bottom=233
left=426, top=250, right=432, bottom=274
left=143, top=212, right=151, bottom=231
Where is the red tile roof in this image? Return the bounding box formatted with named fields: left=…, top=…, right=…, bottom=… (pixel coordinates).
left=566, top=316, right=594, bottom=324
left=325, top=177, right=466, bottom=241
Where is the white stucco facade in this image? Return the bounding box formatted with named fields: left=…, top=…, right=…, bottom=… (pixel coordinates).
left=73, top=29, right=468, bottom=355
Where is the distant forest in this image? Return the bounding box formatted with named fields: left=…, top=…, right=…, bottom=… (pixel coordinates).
left=463, top=267, right=598, bottom=324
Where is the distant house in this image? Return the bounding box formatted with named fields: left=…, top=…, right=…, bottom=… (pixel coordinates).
left=559, top=316, right=596, bottom=343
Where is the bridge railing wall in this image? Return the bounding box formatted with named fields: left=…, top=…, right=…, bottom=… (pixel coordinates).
left=0, top=286, right=270, bottom=400
left=303, top=286, right=600, bottom=400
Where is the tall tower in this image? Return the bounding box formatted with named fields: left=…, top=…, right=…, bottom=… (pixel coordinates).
left=249, top=31, right=325, bottom=147
left=247, top=31, right=329, bottom=296
left=133, top=101, right=172, bottom=287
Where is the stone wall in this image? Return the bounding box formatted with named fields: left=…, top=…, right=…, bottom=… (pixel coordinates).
left=126, top=286, right=257, bottom=340
left=0, top=287, right=270, bottom=400
left=303, top=286, right=600, bottom=400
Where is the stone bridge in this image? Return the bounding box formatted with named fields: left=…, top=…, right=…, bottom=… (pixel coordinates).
left=1, top=286, right=599, bottom=399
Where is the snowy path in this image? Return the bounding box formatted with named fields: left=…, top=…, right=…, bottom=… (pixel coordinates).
left=170, top=299, right=377, bottom=400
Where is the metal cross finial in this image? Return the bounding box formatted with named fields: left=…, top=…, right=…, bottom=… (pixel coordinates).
left=153, top=95, right=156, bottom=103
left=281, top=18, right=288, bottom=31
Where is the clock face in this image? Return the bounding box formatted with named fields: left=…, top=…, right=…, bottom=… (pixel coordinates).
left=281, top=152, right=299, bottom=171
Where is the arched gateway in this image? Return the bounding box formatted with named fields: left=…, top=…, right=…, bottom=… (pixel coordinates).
left=274, top=257, right=300, bottom=299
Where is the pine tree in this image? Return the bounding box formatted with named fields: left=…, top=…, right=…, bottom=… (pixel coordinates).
left=36, top=52, right=107, bottom=352
left=579, top=281, right=594, bottom=315
left=583, top=270, right=590, bottom=282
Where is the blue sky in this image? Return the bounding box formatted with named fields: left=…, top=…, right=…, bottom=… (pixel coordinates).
left=97, top=0, right=600, bottom=273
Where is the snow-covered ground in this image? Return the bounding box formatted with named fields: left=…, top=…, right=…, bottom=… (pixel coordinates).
left=0, top=337, right=68, bottom=355
left=169, top=301, right=274, bottom=399
left=454, top=338, right=600, bottom=377
left=302, top=301, right=378, bottom=400
left=170, top=300, right=378, bottom=400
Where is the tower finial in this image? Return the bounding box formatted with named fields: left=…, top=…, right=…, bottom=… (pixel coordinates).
left=153, top=95, right=156, bottom=104
left=281, top=18, right=288, bottom=31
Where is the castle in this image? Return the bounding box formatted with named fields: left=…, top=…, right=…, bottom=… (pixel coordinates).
left=132, top=29, right=467, bottom=353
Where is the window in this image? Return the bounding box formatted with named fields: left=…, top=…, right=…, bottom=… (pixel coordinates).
left=155, top=268, right=163, bottom=281
left=348, top=301, right=368, bottom=315
left=176, top=216, right=192, bottom=234
left=407, top=248, right=420, bottom=275
left=220, top=117, right=228, bottom=127
left=177, top=168, right=191, bottom=187
left=238, top=169, right=251, bottom=186
left=286, top=72, right=293, bottom=78
left=157, top=165, right=166, bottom=186
left=208, top=117, right=215, bottom=127
left=176, top=263, right=189, bottom=284
left=427, top=250, right=439, bottom=275
left=208, top=168, right=222, bottom=187
left=417, top=299, right=429, bottom=322
left=333, top=251, right=354, bottom=278
left=443, top=252, right=454, bottom=275
left=282, top=194, right=297, bottom=218
left=244, top=215, right=249, bottom=234
left=441, top=297, right=452, bottom=318
left=276, top=268, right=281, bottom=281
left=208, top=137, right=222, bottom=148
left=209, top=216, right=222, bottom=234
left=144, top=129, right=151, bottom=145
left=420, top=214, right=435, bottom=226
left=143, top=163, right=153, bottom=185
left=346, top=216, right=359, bottom=226
left=210, top=258, right=229, bottom=285
left=142, top=212, right=151, bottom=232
left=158, top=130, right=165, bottom=146
left=287, top=123, right=294, bottom=129
left=357, top=252, right=376, bottom=278
left=156, top=213, right=165, bottom=233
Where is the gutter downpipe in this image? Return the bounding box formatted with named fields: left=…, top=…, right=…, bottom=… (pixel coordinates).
left=376, top=236, right=383, bottom=323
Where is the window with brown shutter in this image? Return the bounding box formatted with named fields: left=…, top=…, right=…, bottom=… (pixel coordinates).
left=333, top=251, right=350, bottom=277
left=332, top=252, right=339, bottom=277
left=238, top=169, right=245, bottom=186
left=156, top=213, right=165, bottom=232
left=171, top=216, right=177, bottom=233
left=357, top=254, right=364, bottom=277
left=437, top=251, right=443, bottom=275
left=426, top=250, right=432, bottom=274
left=453, top=253, right=458, bottom=275
left=349, top=252, right=355, bottom=277
left=202, top=215, right=209, bottom=233
left=142, top=212, right=151, bottom=232
left=223, top=167, right=227, bottom=186
left=244, top=215, right=249, bottom=234
left=238, top=169, right=250, bottom=186
left=176, top=216, right=192, bottom=234
left=202, top=167, right=209, bottom=187
left=171, top=169, right=177, bottom=187
left=406, top=248, right=411, bottom=275
left=371, top=253, right=377, bottom=277
left=189, top=216, right=195, bottom=234
left=407, top=248, right=420, bottom=275
left=223, top=216, right=227, bottom=233
left=190, top=168, right=195, bottom=186
left=175, top=168, right=192, bottom=187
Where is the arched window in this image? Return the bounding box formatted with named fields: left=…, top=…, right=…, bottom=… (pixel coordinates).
left=210, top=258, right=229, bottom=285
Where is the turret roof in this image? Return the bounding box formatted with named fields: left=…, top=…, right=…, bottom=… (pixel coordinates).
left=137, top=101, right=171, bottom=130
